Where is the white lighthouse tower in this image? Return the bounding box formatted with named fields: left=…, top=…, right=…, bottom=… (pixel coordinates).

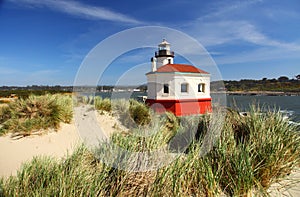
left=146, top=39, right=212, bottom=116
left=151, top=39, right=174, bottom=71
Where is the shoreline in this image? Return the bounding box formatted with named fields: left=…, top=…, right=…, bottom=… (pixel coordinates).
left=1, top=106, right=300, bottom=195
left=211, top=91, right=300, bottom=96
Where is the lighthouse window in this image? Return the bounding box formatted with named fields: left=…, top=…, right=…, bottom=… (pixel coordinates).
left=163, top=84, right=169, bottom=94
left=198, top=83, right=205, bottom=92
left=181, top=83, right=188, bottom=93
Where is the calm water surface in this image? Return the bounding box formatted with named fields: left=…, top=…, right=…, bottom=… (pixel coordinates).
left=95, top=92, right=300, bottom=123
left=225, top=95, right=300, bottom=122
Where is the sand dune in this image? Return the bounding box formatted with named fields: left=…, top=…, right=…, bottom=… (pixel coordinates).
left=0, top=122, right=81, bottom=177
left=0, top=107, right=124, bottom=177
left=268, top=169, right=300, bottom=196
left=0, top=108, right=300, bottom=196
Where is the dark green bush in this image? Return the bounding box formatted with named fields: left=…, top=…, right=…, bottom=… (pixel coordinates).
left=129, top=99, right=150, bottom=126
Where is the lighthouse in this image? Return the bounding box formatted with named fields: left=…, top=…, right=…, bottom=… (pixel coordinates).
left=146, top=39, right=212, bottom=116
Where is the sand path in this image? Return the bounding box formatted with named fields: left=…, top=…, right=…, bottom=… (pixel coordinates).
left=0, top=123, right=80, bottom=177
left=0, top=106, right=300, bottom=196
left=0, top=106, right=124, bottom=177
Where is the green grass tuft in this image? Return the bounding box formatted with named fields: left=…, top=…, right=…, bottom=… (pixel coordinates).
left=1, top=103, right=300, bottom=196
left=111, top=99, right=151, bottom=128
left=94, top=96, right=112, bottom=112
left=0, top=94, right=73, bottom=137
left=129, top=99, right=150, bottom=126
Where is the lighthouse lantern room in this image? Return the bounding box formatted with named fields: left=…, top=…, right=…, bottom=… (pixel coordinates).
left=146, top=39, right=212, bottom=116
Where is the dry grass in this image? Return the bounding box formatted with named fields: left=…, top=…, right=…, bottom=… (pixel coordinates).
left=0, top=94, right=73, bottom=137
left=1, top=102, right=300, bottom=196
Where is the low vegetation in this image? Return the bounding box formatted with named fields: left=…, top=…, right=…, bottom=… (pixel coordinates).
left=0, top=94, right=73, bottom=137
left=0, top=96, right=300, bottom=196
left=0, top=89, right=72, bottom=99
left=87, top=97, right=151, bottom=127
left=94, top=96, right=112, bottom=112
left=211, top=76, right=300, bottom=92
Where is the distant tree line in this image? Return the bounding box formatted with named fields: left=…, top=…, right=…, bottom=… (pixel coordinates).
left=0, top=85, right=73, bottom=91
left=0, top=85, right=73, bottom=98
left=211, top=75, right=300, bottom=92
left=0, top=85, right=147, bottom=98
left=1, top=75, right=299, bottom=98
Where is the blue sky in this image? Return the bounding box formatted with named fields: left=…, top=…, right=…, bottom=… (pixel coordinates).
left=0, top=0, right=300, bottom=86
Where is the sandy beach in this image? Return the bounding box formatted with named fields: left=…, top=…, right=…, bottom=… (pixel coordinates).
left=268, top=169, right=300, bottom=196
left=0, top=122, right=81, bottom=177
left=0, top=107, right=125, bottom=178
left=0, top=108, right=300, bottom=196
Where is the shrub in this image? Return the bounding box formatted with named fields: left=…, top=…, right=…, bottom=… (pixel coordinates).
left=94, top=96, right=111, bottom=112
left=161, top=111, right=179, bottom=132
left=129, top=99, right=150, bottom=126
left=1, top=105, right=300, bottom=196
left=0, top=94, right=73, bottom=136
left=213, top=106, right=300, bottom=195
left=111, top=99, right=151, bottom=128
left=0, top=105, right=9, bottom=124
left=1, top=145, right=101, bottom=196
left=112, top=99, right=133, bottom=128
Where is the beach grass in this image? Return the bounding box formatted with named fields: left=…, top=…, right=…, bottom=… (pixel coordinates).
left=94, top=96, right=112, bottom=112
left=1, top=97, right=300, bottom=196
left=110, top=98, right=151, bottom=128
left=0, top=94, right=73, bottom=137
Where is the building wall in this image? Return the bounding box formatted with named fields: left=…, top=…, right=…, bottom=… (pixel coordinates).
left=146, top=72, right=211, bottom=100
left=156, top=57, right=173, bottom=68
left=147, top=73, right=175, bottom=99
left=146, top=98, right=212, bottom=116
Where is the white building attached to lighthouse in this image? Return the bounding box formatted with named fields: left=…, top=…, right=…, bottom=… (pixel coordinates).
left=146, top=39, right=212, bottom=116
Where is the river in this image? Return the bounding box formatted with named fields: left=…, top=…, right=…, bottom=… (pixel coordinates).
left=225, top=95, right=300, bottom=123
left=94, top=92, right=300, bottom=123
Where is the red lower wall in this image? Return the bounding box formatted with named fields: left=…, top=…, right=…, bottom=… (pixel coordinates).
left=146, top=98, right=212, bottom=116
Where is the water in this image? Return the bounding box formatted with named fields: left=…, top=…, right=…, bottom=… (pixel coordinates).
left=225, top=95, right=300, bottom=123
left=95, top=92, right=300, bottom=123
left=95, top=92, right=146, bottom=100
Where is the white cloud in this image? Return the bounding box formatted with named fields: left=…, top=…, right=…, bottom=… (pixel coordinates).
left=184, top=20, right=299, bottom=49
left=180, top=19, right=300, bottom=65
left=233, top=22, right=300, bottom=50
left=176, top=0, right=300, bottom=66
left=197, top=0, right=263, bottom=21
left=9, top=0, right=142, bottom=24
left=215, top=46, right=300, bottom=65
left=263, top=8, right=300, bottom=21
left=112, top=49, right=153, bottom=64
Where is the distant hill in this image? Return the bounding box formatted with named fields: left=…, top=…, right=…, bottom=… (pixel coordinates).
left=1, top=75, right=299, bottom=98
left=211, top=76, right=300, bottom=93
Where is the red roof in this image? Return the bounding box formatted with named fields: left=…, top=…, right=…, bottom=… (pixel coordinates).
left=155, top=64, right=209, bottom=74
